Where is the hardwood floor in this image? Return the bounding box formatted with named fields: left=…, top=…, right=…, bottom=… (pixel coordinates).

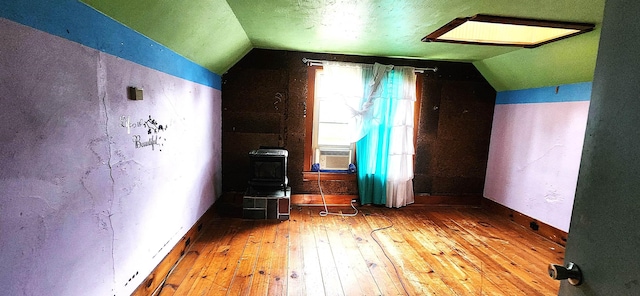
left=154, top=205, right=564, bottom=295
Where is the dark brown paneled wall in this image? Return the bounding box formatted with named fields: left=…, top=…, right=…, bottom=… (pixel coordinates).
left=222, top=49, right=495, bottom=196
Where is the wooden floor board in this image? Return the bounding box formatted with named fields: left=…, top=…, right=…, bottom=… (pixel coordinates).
left=444, top=209, right=559, bottom=292
left=267, top=219, right=288, bottom=296
left=247, top=221, right=278, bottom=295
left=308, top=211, right=345, bottom=296
left=461, top=208, right=565, bottom=262
left=419, top=219, right=504, bottom=296
left=447, top=210, right=559, bottom=291
left=225, top=221, right=267, bottom=295
left=344, top=211, right=405, bottom=296
left=386, top=209, right=500, bottom=295
left=321, top=214, right=372, bottom=295
left=417, top=210, right=547, bottom=296
left=286, top=208, right=306, bottom=296
left=362, top=211, right=455, bottom=295
left=298, top=207, right=326, bottom=296
left=187, top=220, right=254, bottom=295
left=424, top=211, right=548, bottom=296
left=166, top=217, right=241, bottom=296
left=156, top=206, right=563, bottom=295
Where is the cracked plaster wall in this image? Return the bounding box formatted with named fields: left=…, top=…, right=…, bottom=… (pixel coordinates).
left=0, top=18, right=221, bottom=296
left=484, top=88, right=590, bottom=232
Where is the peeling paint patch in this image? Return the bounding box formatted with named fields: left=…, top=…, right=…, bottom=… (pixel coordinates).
left=544, top=188, right=563, bottom=203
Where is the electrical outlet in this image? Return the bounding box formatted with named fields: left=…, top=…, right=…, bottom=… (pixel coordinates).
left=127, top=86, right=143, bottom=100
left=529, top=221, right=540, bottom=231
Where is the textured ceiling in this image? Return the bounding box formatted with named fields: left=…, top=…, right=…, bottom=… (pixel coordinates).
left=81, top=0, right=605, bottom=91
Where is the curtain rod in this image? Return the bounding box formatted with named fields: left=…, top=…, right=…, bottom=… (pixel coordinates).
left=302, top=58, right=438, bottom=73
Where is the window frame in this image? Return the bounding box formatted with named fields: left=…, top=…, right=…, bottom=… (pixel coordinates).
left=303, top=66, right=321, bottom=171
left=304, top=65, right=424, bottom=173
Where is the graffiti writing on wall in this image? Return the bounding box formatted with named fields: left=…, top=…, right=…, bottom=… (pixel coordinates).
left=132, top=135, right=159, bottom=150
left=121, top=115, right=168, bottom=151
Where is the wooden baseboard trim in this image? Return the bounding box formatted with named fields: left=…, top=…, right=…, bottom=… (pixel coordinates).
left=291, top=194, right=357, bottom=206
left=413, top=194, right=481, bottom=206
left=481, top=198, right=568, bottom=246
left=131, top=202, right=217, bottom=296
left=291, top=194, right=482, bottom=207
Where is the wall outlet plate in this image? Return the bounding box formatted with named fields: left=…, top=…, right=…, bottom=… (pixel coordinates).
left=128, top=86, right=143, bottom=100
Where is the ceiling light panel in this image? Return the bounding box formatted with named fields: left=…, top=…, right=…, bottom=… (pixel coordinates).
left=423, top=14, right=595, bottom=48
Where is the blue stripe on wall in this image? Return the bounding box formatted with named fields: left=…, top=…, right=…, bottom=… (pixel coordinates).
left=496, top=82, right=592, bottom=104
left=0, top=0, right=221, bottom=90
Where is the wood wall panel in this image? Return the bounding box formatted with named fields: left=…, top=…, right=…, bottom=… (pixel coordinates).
left=222, top=49, right=495, bottom=200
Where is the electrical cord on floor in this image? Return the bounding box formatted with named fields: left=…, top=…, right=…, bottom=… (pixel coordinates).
left=152, top=247, right=188, bottom=296
left=366, top=212, right=410, bottom=296
left=317, top=169, right=358, bottom=217
left=315, top=169, right=405, bottom=294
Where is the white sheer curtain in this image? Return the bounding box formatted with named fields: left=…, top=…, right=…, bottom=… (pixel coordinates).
left=384, top=66, right=416, bottom=208
left=320, top=61, right=368, bottom=142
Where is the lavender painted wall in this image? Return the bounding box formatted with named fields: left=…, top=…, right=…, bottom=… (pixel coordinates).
left=484, top=83, right=590, bottom=232
left=0, top=17, right=221, bottom=296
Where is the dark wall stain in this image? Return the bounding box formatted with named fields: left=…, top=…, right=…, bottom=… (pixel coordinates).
left=222, top=49, right=496, bottom=197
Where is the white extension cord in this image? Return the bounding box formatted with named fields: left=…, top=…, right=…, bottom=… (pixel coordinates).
left=316, top=169, right=358, bottom=217
left=314, top=169, right=408, bottom=295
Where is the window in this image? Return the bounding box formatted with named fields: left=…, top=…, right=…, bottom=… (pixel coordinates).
left=312, top=68, right=355, bottom=170
left=304, top=65, right=423, bottom=172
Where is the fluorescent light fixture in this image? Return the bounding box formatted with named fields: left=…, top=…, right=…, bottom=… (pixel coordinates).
left=422, top=14, right=595, bottom=48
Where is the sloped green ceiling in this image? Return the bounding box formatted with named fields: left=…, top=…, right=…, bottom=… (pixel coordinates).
left=225, top=0, right=605, bottom=90
left=81, top=0, right=605, bottom=90
left=475, top=27, right=601, bottom=91
left=81, top=0, right=251, bottom=75
left=224, top=0, right=519, bottom=61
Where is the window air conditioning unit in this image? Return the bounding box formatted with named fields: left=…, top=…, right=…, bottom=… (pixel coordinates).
left=316, top=148, right=352, bottom=170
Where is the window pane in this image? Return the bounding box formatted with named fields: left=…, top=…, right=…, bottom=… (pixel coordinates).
left=313, top=68, right=358, bottom=157
left=318, top=122, right=350, bottom=146
left=315, top=72, right=327, bottom=98
left=318, top=100, right=351, bottom=123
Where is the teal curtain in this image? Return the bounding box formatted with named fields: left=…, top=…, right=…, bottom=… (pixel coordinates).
left=356, top=104, right=394, bottom=205
left=357, top=65, right=413, bottom=206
